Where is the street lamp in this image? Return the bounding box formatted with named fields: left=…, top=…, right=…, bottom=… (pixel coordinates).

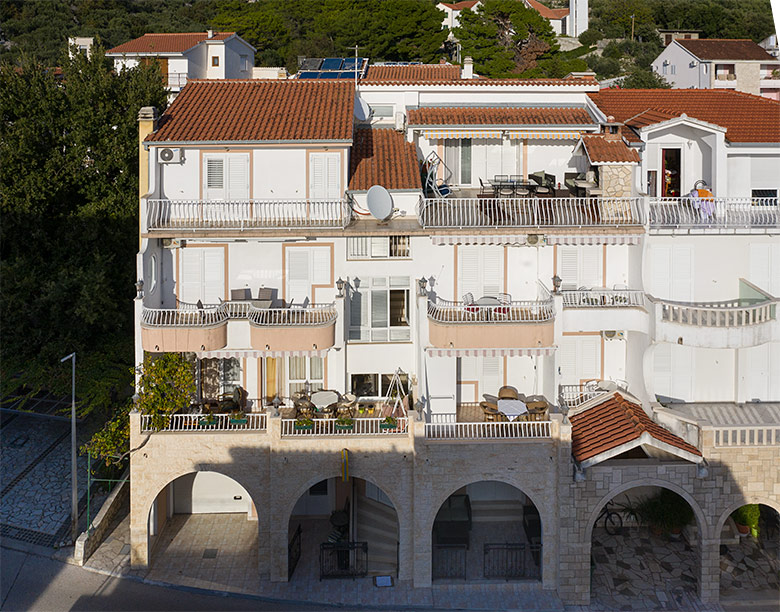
left=60, top=352, right=78, bottom=544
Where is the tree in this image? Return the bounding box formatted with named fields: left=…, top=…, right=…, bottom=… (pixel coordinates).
left=619, top=67, right=672, bottom=88
left=454, top=0, right=560, bottom=78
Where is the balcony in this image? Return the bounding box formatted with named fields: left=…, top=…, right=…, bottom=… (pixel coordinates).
left=280, top=416, right=408, bottom=437
left=166, top=72, right=188, bottom=91
left=417, top=197, right=644, bottom=229
left=651, top=281, right=777, bottom=348
left=427, top=286, right=554, bottom=349
left=249, top=303, right=337, bottom=352
left=141, top=303, right=228, bottom=352
left=140, top=413, right=267, bottom=432
left=424, top=401, right=553, bottom=440
left=561, top=288, right=645, bottom=308
left=145, top=199, right=352, bottom=232
left=649, top=197, right=780, bottom=233
left=560, top=288, right=648, bottom=332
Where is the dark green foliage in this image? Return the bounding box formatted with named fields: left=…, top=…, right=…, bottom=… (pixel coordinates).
left=620, top=67, right=672, bottom=88
left=0, top=45, right=168, bottom=417
left=731, top=504, right=761, bottom=528
left=625, top=489, right=695, bottom=532
left=578, top=29, right=603, bottom=46
left=586, top=55, right=621, bottom=78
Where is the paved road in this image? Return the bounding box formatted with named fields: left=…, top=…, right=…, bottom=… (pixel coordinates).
left=0, top=547, right=335, bottom=611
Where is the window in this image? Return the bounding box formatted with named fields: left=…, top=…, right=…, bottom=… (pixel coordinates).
left=179, top=247, right=224, bottom=304
left=558, top=246, right=602, bottom=289
left=211, top=56, right=219, bottom=67
left=458, top=246, right=502, bottom=298
left=369, top=104, right=394, bottom=118
left=240, top=54, right=249, bottom=71
left=203, top=153, right=249, bottom=201
left=460, top=139, right=472, bottom=184
left=752, top=188, right=778, bottom=200
left=559, top=336, right=600, bottom=386
left=201, top=357, right=241, bottom=397
left=148, top=254, right=158, bottom=294
left=309, top=152, right=341, bottom=200
left=285, top=246, right=331, bottom=303
left=347, top=236, right=410, bottom=259
left=646, top=170, right=658, bottom=197
left=350, top=372, right=409, bottom=397
left=349, top=276, right=411, bottom=342
left=670, top=65, right=676, bottom=75
left=288, top=356, right=324, bottom=396
left=365, top=481, right=393, bottom=507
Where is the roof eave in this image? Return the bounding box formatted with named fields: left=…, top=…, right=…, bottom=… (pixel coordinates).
left=144, top=139, right=353, bottom=148
left=409, top=123, right=598, bottom=130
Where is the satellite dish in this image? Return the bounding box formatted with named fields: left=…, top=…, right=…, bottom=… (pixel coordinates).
left=366, top=185, right=394, bottom=221
left=354, top=98, right=371, bottom=122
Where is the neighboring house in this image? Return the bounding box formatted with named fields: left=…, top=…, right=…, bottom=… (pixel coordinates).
left=128, top=67, right=780, bottom=609
left=437, top=0, right=481, bottom=35
left=106, top=30, right=256, bottom=93
left=522, top=0, right=588, bottom=37
left=67, top=36, right=93, bottom=58
left=759, top=33, right=779, bottom=58
left=657, top=29, right=701, bottom=47
left=651, top=38, right=780, bottom=99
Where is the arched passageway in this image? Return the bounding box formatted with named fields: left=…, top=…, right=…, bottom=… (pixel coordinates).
left=431, top=480, right=542, bottom=582
left=589, top=485, right=703, bottom=609
left=287, top=476, right=399, bottom=581
left=145, top=471, right=259, bottom=590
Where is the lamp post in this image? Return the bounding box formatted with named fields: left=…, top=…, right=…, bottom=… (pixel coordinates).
left=60, top=352, right=78, bottom=544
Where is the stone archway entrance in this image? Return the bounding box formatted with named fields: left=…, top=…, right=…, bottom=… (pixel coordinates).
left=145, top=471, right=259, bottom=591
left=431, top=480, right=542, bottom=582
left=589, top=485, right=702, bottom=610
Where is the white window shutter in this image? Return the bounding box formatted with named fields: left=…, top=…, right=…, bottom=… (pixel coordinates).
left=202, top=248, right=224, bottom=303
left=559, top=338, right=578, bottom=386
left=671, top=246, right=693, bottom=301
left=286, top=250, right=310, bottom=303
left=480, top=357, right=502, bottom=398
left=310, top=153, right=340, bottom=200
left=205, top=157, right=225, bottom=200
left=309, top=154, right=325, bottom=200
left=671, top=344, right=692, bottom=400
left=371, top=237, right=389, bottom=258
left=227, top=154, right=249, bottom=200
left=578, top=336, right=600, bottom=381
left=651, top=246, right=671, bottom=298
left=348, top=237, right=369, bottom=258
left=747, top=344, right=769, bottom=400
left=311, top=247, right=330, bottom=285
left=459, top=356, right=478, bottom=382
left=326, top=153, right=341, bottom=199
left=180, top=249, right=202, bottom=303
left=580, top=247, right=602, bottom=288
left=482, top=247, right=503, bottom=297
left=771, top=344, right=780, bottom=400
left=458, top=247, right=480, bottom=299
left=371, top=289, right=388, bottom=328
left=559, top=247, right=579, bottom=287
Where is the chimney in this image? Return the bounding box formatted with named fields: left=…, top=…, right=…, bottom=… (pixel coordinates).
left=137, top=107, right=158, bottom=201
left=602, top=116, right=622, bottom=141
left=462, top=56, right=474, bottom=79
left=207, top=29, right=214, bottom=39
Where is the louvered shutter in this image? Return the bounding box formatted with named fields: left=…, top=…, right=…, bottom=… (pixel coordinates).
left=444, top=139, right=459, bottom=183
left=578, top=336, right=600, bottom=381
left=558, top=338, right=578, bottom=386
left=226, top=154, right=249, bottom=200
left=749, top=244, right=771, bottom=292
left=203, top=248, right=224, bottom=303
left=371, top=278, right=388, bottom=341
left=180, top=249, right=202, bottom=303
left=311, top=247, right=330, bottom=285
left=371, top=237, right=389, bottom=258
left=287, top=250, right=310, bottom=303
left=310, top=153, right=341, bottom=200
left=581, top=247, right=602, bottom=287
left=458, top=247, right=481, bottom=300
left=671, top=246, right=693, bottom=301
left=747, top=344, right=769, bottom=400
left=481, top=357, right=502, bottom=399
left=326, top=153, right=341, bottom=199
left=651, top=246, right=671, bottom=298
left=204, top=157, right=225, bottom=200
left=771, top=344, right=780, bottom=400
left=348, top=237, right=369, bottom=259
left=349, top=281, right=369, bottom=340
left=309, top=154, right=325, bottom=200
left=559, top=247, right=579, bottom=287
left=486, top=139, right=502, bottom=179
left=482, top=247, right=503, bottom=297
left=653, top=344, right=672, bottom=400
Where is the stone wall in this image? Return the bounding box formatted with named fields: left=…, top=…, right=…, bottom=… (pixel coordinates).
left=598, top=165, right=633, bottom=198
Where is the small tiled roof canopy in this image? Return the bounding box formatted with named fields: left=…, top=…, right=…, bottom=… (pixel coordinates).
left=569, top=393, right=702, bottom=467
left=439, top=0, right=480, bottom=10
left=580, top=134, right=640, bottom=164
left=107, top=32, right=234, bottom=54
left=676, top=38, right=776, bottom=61
left=407, top=106, right=594, bottom=126
left=589, top=89, right=780, bottom=143
left=364, top=64, right=461, bottom=82
left=146, top=80, right=355, bottom=143
left=349, top=128, right=421, bottom=191
left=525, top=0, right=569, bottom=20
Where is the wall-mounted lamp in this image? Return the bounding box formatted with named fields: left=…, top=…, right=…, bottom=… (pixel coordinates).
left=312, top=343, right=317, bottom=350
left=552, top=274, right=562, bottom=294
left=200, top=345, right=205, bottom=351
left=417, top=276, right=428, bottom=296
left=135, top=279, right=144, bottom=299
left=265, top=344, right=270, bottom=350
left=336, top=277, right=345, bottom=298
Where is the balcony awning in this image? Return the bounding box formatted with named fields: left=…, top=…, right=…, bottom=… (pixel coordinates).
left=431, top=235, right=525, bottom=246
left=507, top=131, right=581, bottom=140
left=422, top=129, right=503, bottom=139
left=426, top=347, right=555, bottom=358
left=546, top=234, right=641, bottom=245
left=196, top=349, right=330, bottom=359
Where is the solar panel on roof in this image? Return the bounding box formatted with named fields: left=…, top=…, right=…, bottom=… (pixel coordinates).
left=300, top=58, right=322, bottom=70
left=297, top=71, right=320, bottom=79
left=319, top=72, right=339, bottom=79
left=338, top=71, right=357, bottom=80
left=343, top=57, right=364, bottom=70
left=321, top=58, right=344, bottom=71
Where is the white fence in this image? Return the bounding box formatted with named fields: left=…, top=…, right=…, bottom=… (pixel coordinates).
left=659, top=299, right=776, bottom=327
left=713, top=426, right=780, bottom=447
left=141, top=303, right=225, bottom=327
left=249, top=303, right=337, bottom=326
left=142, top=302, right=336, bottom=328
left=146, top=199, right=352, bottom=230
left=558, top=385, right=606, bottom=411
left=649, top=197, right=779, bottom=230
left=428, top=298, right=554, bottom=323
left=280, top=417, right=408, bottom=437
left=417, top=197, right=644, bottom=228
left=425, top=421, right=551, bottom=440
left=140, top=413, right=267, bottom=432
left=561, top=289, right=645, bottom=308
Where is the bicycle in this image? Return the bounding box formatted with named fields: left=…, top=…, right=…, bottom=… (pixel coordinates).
left=595, top=500, right=623, bottom=535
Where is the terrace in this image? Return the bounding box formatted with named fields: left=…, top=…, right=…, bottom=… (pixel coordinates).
left=648, top=196, right=780, bottom=233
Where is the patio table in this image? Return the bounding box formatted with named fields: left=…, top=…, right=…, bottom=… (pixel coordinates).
left=497, top=399, right=528, bottom=421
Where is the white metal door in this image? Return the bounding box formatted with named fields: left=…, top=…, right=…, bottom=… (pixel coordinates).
left=309, top=152, right=341, bottom=200
left=179, top=248, right=224, bottom=304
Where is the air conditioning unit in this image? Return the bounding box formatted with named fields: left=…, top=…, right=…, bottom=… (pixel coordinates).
left=526, top=234, right=544, bottom=246
left=162, top=238, right=183, bottom=249
left=394, top=111, right=406, bottom=132
left=159, top=147, right=183, bottom=163
left=602, top=330, right=625, bottom=340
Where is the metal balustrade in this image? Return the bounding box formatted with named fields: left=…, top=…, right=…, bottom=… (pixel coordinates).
left=280, top=417, right=408, bottom=437
left=649, top=197, right=780, bottom=230
left=248, top=303, right=337, bottom=327
left=146, top=198, right=352, bottom=230
left=428, top=298, right=554, bottom=324
left=141, top=303, right=225, bottom=327
left=561, top=289, right=645, bottom=308
left=558, top=385, right=607, bottom=411
left=141, top=301, right=336, bottom=328
left=425, top=420, right=551, bottom=440
left=658, top=299, right=776, bottom=327
left=140, top=412, right=267, bottom=432
left=166, top=72, right=188, bottom=89
left=713, top=426, right=780, bottom=447
left=417, top=197, right=644, bottom=228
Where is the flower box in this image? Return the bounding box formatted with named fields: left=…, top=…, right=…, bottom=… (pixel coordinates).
left=198, top=419, right=217, bottom=428
left=379, top=423, right=398, bottom=430
left=294, top=422, right=314, bottom=431
left=335, top=423, right=355, bottom=431
left=229, top=417, right=248, bottom=425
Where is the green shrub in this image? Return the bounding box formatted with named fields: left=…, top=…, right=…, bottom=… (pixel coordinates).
left=578, top=29, right=602, bottom=46
left=731, top=504, right=760, bottom=528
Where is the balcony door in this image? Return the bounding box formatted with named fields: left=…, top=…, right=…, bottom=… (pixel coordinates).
left=309, top=152, right=341, bottom=200
left=457, top=246, right=503, bottom=299
left=661, top=148, right=681, bottom=197
left=558, top=335, right=600, bottom=386
left=203, top=153, right=250, bottom=201
left=457, top=356, right=503, bottom=403
left=651, top=245, right=693, bottom=301
left=285, top=246, right=331, bottom=304
left=179, top=247, right=225, bottom=304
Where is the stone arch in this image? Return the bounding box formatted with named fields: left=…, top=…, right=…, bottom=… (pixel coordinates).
left=714, top=495, right=780, bottom=538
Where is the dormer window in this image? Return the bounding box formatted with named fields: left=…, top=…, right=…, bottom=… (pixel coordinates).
left=211, top=56, right=219, bottom=67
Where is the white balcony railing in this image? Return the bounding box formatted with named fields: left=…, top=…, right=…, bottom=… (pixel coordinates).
left=141, top=303, right=226, bottom=327
left=140, top=412, right=267, bottom=432
left=558, top=385, right=607, bottom=411
left=659, top=299, right=776, bottom=327
left=428, top=298, right=554, bottom=323
left=166, top=72, right=188, bottom=89
left=146, top=199, right=352, bottom=231
left=142, top=301, right=337, bottom=328
left=649, top=197, right=780, bottom=230
left=417, top=197, right=644, bottom=228
left=561, top=289, right=645, bottom=308
left=249, top=303, right=337, bottom=326
left=280, top=417, right=408, bottom=436
left=425, top=420, right=551, bottom=440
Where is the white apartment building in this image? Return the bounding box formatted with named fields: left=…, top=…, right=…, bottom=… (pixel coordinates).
left=128, top=68, right=780, bottom=606
left=652, top=38, right=780, bottom=100
left=107, top=31, right=255, bottom=94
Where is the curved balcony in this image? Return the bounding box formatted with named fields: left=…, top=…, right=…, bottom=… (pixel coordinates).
left=560, top=288, right=649, bottom=333
left=249, top=303, right=337, bottom=352
left=141, top=304, right=228, bottom=352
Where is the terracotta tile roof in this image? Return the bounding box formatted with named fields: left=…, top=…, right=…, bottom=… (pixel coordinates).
left=676, top=38, right=776, bottom=61
left=364, top=64, right=461, bottom=82
left=349, top=128, right=421, bottom=191
left=146, top=80, right=354, bottom=143
left=580, top=134, right=640, bottom=163
left=407, top=106, right=594, bottom=126
left=107, top=32, right=234, bottom=55
left=525, top=0, right=569, bottom=20
left=361, top=77, right=598, bottom=87
left=589, top=89, right=780, bottom=143
left=570, top=393, right=702, bottom=465
left=439, top=0, right=480, bottom=9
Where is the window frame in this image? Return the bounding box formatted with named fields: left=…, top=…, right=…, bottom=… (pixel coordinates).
left=346, top=236, right=411, bottom=260
left=349, top=276, right=411, bottom=342
left=211, top=56, right=219, bottom=67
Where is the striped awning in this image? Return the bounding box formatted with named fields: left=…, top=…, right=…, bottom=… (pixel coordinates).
left=195, top=349, right=330, bottom=359
left=507, top=131, right=581, bottom=140
left=422, top=129, right=503, bottom=139
left=426, top=347, right=556, bottom=358
left=431, top=235, right=525, bottom=246
left=546, top=234, right=642, bottom=245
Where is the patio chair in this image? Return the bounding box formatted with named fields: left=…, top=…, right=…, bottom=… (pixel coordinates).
left=230, top=288, right=251, bottom=301
left=612, top=283, right=630, bottom=305
left=478, top=178, right=492, bottom=197
left=498, top=386, right=519, bottom=400
left=480, top=401, right=501, bottom=422
left=530, top=171, right=552, bottom=195
left=256, top=287, right=273, bottom=301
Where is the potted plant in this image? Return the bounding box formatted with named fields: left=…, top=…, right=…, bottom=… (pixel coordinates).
left=625, top=489, right=694, bottom=537
left=198, top=413, right=218, bottom=428
left=294, top=417, right=314, bottom=431
left=380, top=416, right=398, bottom=430
left=731, top=504, right=760, bottom=537
left=335, top=417, right=354, bottom=430
left=229, top=408, right=247, bottom=425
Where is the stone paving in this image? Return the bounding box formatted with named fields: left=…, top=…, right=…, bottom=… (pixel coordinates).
left=719, top=535, right=780, bottom=598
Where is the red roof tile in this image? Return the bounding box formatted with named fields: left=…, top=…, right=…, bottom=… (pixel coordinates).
left=364, top=64, right=461, bottom=82
left=580, top=134, right=640, bottom=163
left=676, top=39, right=776, bottom=61
left=589, top=89, right=780, bottom=143
left=525, top=0, right=569, bottom=20
left=439, top=0, right=480, bottom=10
left=349, top=128, right=421, bottom=191
left=361, top=77, right=598, bottom=87
left=570, top=394, right=702, bottom=464
left=107, top=32, right=234, bottom=55
left=407, top=106, right=594, bottom=126
left=146, top=80, right=354, bottom=143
